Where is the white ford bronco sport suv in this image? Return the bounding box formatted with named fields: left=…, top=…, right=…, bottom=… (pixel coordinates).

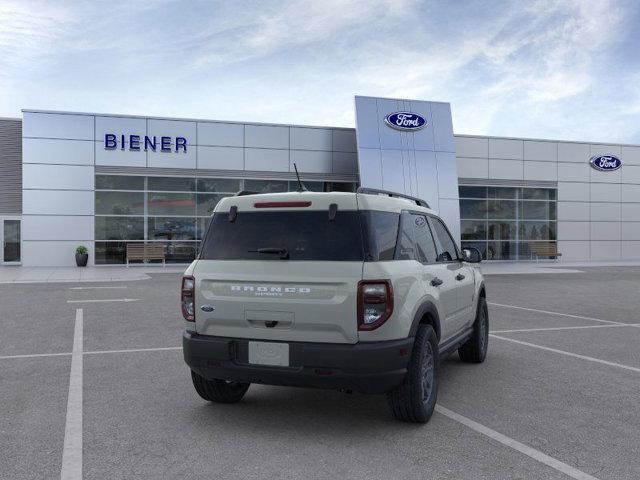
left=182, top=187, right=488, bottom=423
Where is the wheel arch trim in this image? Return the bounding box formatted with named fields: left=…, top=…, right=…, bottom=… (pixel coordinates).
left=409, top=301, right=442, bottom=341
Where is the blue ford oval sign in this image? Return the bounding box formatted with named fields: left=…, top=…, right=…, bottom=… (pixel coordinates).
left=590, top=155, right=622, bottom=172
left=384, top=112, right=427, bottom=131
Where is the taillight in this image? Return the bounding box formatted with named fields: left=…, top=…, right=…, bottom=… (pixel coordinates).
left=357, top=280, right=393, bottom=331
left=181, top=276, right=195, bottom=321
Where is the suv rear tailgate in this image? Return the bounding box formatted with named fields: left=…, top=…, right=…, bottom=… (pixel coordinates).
left=193, top=260, right=361, bottom=343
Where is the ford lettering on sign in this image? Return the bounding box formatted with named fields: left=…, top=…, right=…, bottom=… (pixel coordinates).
left=384, top=112, right=427, bottom=131
left=590, top=155, right=622, bottom=172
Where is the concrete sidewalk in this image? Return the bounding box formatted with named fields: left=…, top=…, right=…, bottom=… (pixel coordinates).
left=2, top=260, right=639, bottom=283
left=480, top=259, right=640, bottom=275
left=0, top=265, right=186, bottom=283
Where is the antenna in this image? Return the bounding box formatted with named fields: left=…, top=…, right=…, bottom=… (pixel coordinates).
left=293, top=163, right=307, bottom=192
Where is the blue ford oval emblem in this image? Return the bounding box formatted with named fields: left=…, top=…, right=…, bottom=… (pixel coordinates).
left=590, top=155, right=622, bottom=171
left=200, top=305, right=215, bottom=312
left=384, top=112, right=427, bottom=131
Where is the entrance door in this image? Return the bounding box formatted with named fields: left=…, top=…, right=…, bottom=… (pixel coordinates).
left=1, top=218, right=21, bottom=264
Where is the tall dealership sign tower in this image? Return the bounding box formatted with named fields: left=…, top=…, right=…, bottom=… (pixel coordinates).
left=354, top=96, right=460, bottom=244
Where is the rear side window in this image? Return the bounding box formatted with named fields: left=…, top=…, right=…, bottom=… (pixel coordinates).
left=200, top=210, right=364, bottom=261
left=412, top=214, right=438, bottom=263
left=429, top=217, right=459, bottom=262
left=360, top=211, right=400, bottom=261
left=395, top=213, right=416, bottom=260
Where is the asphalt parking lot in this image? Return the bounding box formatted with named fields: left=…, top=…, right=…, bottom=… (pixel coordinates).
left=2, top=267, right=640, bottom=480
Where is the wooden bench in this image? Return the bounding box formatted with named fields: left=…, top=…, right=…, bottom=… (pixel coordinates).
left=126, top=243, right=166, bottom=267
left=529, top=242, right=562, bottom=262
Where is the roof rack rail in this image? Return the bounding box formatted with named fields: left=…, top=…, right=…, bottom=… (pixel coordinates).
left=235, top=190, right=259, bottom=196
left=356, top=187, right=430, bottom=208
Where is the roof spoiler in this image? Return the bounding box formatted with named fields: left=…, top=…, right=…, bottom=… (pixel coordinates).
left=356, top=187, right=430, bottom=208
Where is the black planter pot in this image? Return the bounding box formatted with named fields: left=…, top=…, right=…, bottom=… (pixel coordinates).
left=75, top=253, right=88, bottom=267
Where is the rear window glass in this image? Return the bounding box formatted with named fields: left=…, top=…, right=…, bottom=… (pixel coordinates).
left=360, top=211, right=400, bottom=261
left=200, top=210, right=364, bottom=261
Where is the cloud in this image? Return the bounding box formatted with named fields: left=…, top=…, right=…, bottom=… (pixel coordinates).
left=0, top=1, right=73, bottom=69
left=0, top=0, right=637, bottom=142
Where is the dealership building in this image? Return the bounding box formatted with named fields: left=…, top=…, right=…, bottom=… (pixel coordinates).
left=0, top=95, right=639, bottom=267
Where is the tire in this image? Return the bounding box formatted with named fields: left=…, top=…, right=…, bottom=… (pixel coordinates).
left=190, top=370, right=250, bottom=403
left=458, top=296, right=489, bottom=363
left=386, top=325, right=438, bottom=423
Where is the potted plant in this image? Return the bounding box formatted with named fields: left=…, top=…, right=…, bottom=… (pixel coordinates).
left=75, top=245, right=88, bottom=267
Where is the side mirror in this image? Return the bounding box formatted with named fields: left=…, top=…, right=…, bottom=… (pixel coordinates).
left=462, top=247, right=482, bottom=263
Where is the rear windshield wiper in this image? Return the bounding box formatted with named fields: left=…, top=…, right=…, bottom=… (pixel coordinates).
left=248, top=247, right=290, bottom=260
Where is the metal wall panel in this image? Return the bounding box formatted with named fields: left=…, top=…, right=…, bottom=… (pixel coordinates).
left=23, top=138, right=94, bottom=166
left=23, top=164, right=94, bottom=190
left=558, top=142, right=590, bottom=163
left=0, top=118, right=22, bottom=214
left=197, top=122, right=244, bottom=147
left=290, top=127, right=332, bottom=151
left=355, top=96, right=460, bottom=243
left=23, top=112, right=93, bottom=140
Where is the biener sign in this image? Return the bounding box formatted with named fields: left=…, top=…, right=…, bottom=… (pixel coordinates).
left=104, top=134, right=188, bottom=152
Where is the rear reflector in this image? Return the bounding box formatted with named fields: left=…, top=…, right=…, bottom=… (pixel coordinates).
left=254, top=201, right=312, bottom=208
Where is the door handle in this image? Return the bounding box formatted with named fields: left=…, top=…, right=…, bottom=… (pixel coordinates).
left=431, top=277, right=443, bottom=287
left=456, top=273, right=465, bottom=281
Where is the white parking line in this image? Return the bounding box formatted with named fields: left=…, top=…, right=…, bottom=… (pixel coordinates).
left=69, top=286, right=127, bottom=290
left=488, top=302, right=625, bottom=326
left=491, top=334, right=640, bottom=373
left=491, top=323, right=640, bottom=334
left=66, top=298, right=138, bottom=304
left=0, top=352, right=72, bottom=360
left=61, top=308, right=83, bottom=480
left=0, top=346, right=182, bottom=360
left=435, top=405, right=599, bottom=480
left=84, top=346, right=181, bottom=355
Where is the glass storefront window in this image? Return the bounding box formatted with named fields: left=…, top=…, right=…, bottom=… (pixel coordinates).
left=95, top=241, right=198, bottom=264
left=293, top=181, right=324, bottom=192
left=459, top=185, right=557, bottom=260
left=95, top=175, right=358, bottom=264
left=522, top=188, right=556, bottom=200
left=196, top=193, right=227, bottom=216
left=147, top=217, right=196, bottom=240
left=244, top=179, right=288, bottom=193
left=196, top=178, right=241, bottom=193
left=488, top=200, right=517, bottom=219
left=487, top=187, right=517, bottom=199
left=95, top=241, right=129, bottom=264
left=95, top=175, right=144, bottom=190
left=460, top=200, right=488, bottom=219
left=521, top=201, right=556, bottom=220
left=95, top=217, right=144, bottom=240
left=147, top=192, right=196, bottom=216
left=520, top=221, right=556, bottom=240
left=322, top=182, right=357, bottom=192
left=459, top=186, right=487, bottom=198
left=487, top=221, right=517, bottom=241
left=487, top=241, right=518, bottom=260
left=96, top=192, right=144, bottom=215
left=460, top=220, right=486, bottom=240
left=3, top=220, right=21, bottom=263
left=148, top=176, right=196, bottom=192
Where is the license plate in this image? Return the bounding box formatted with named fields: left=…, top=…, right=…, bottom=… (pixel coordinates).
left=248, top=341, right=289, bottom=367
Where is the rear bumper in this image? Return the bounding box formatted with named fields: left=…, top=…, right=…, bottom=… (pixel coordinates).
left=183, top=332, right=413, bottom=394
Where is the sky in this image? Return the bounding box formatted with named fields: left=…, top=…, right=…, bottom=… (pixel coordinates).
left=1, top=0, right=639, bottom=143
